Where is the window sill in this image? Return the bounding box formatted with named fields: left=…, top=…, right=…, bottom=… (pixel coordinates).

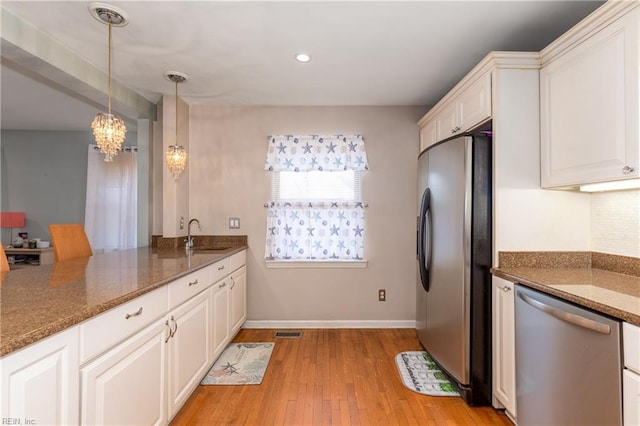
left=265, top=260, right=368, bottom=269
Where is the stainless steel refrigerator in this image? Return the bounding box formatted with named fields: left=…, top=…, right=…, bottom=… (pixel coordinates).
left=416, top=133, right=492, bottom=405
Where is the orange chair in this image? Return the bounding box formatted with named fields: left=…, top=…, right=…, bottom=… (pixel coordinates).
left=49, top=224, right=93, bottom=262
left=0, top=245, right=10, bottom=272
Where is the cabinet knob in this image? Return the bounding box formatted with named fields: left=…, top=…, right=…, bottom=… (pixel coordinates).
left=501, top=285, right=512, bottom=292
left=622, top=165, right=635, bottom=175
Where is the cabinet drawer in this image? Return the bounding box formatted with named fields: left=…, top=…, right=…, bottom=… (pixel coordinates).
left=624, top=322, right=640, bottom=374
left=168, top=266, right=212, bottom=310
left=211, top=258, right=230, bottom=283
left=229, top=250, right=246, bottom=272
left=80, top=286, right=168, bottom=364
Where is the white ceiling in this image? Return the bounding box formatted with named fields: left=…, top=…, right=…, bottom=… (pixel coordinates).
left=1, top=1, right=605, bottom=131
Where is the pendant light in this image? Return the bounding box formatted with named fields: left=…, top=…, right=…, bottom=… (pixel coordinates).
left=89, top=3, right=128, bottom=162
left=165, top=72, right=188, bottom=181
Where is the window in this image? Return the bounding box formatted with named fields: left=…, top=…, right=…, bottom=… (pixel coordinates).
left=273, top=170, right=361, bottom=202
left=264, top=135, right=368, bottom=263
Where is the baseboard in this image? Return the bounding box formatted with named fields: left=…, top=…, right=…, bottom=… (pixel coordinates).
left=243, top=320, right=416, bottom=329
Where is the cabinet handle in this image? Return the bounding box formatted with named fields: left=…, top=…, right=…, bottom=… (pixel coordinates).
left=164, top=320, right=172, bottom=343
left=501, top=285, right=511, bottom=292
left=219, top=281, right=227, bottom=289
left=125, top=307, right=143, bottom=319
left=230, top=276, right=235, bottom=289
left=218, top=265, right=225, bottom=271
left=451, top=126, right=460, bottom=134
left=188, top=279, right=199, bottom=287
left=622, top=165, right=635, bottom=175
left=170, top=316, right=178, bottom=338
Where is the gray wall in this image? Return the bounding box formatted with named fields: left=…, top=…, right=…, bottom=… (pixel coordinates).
left=0, top=130, right=136, bottom=244
left=189, top=105, right=424, bottom=326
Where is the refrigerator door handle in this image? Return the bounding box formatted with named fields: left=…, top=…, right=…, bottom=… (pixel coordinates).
left=418, top=188, right=431, bottom=292
left=517, top=290, right=611, bottom=335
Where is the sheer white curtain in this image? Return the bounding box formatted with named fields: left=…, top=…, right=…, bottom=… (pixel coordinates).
left=85, top=145, right=138, bottom=252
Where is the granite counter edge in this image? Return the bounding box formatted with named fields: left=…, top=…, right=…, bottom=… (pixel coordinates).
left=491, top=268, right=640, bottom=327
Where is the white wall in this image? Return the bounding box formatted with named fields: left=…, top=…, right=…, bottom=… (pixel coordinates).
left=591, top=189, right=640, bottom=257
left=188, top=106, right=424, bottom=326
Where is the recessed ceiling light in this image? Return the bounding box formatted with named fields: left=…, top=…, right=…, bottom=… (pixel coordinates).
left=295, top=53, right=311, bottom=63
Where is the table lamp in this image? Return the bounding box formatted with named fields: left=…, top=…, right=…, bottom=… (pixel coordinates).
left=1, top=212, right=25, bottom=246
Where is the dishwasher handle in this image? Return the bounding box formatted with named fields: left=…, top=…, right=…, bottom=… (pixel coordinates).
left=518, top=290, right=611, bottom=335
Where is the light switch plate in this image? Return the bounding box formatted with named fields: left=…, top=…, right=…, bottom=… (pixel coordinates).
left=229, top=217, right=240, bottom=229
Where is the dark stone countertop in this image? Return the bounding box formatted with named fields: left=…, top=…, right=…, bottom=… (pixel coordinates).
left=492, top=251, right=640, bottom=326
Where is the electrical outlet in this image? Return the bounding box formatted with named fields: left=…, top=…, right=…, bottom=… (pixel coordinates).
left=229, top=217, right=240, bottom=229
left=179, top=216, right=184, bottom=230
left=378, top=289, right=386, bottom=302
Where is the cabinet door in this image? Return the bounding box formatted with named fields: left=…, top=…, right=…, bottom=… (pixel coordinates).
left=81, top=320, right=169, bottom=426
left=230, top=266, right=247, bottom=336
left=437, top=100, right=459, bottom=139
left=420, top=119, right=437, bottom=153
left=458, top=72, right=491, bottom=132
left=211, top=278, right=230, bottom=360
left=541, top=9, right=639, bottom=188
left=492, top=277, right=516, bottom=417
left=624, top=369, right=640, bottom=426
left=1, top=328, right=79, bottom=425
left=167, top=290, right=211, bottom=418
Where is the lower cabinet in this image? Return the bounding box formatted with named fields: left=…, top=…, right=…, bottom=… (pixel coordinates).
left=82, top=282, right=213, bottom=424
left=492, top=276, right=516, bottom=420
left=1, top=250, right=247, bottom=425
left=230, top=266, right=247, bottom=336
left=81, top=319, right=169, bottom=425
left=211, top=277, right=230, bottom=360
left=167, top=290, right=212, bottom=418
left=0, top=327, right=80, bottom=425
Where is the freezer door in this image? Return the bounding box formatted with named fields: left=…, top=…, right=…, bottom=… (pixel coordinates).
left=423, top=136, right=472, bottom=385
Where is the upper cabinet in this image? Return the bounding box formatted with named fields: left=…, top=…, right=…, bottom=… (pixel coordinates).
left=418, top=68, right=492, bottom=152
left=540, top=2, right=639, bottom=188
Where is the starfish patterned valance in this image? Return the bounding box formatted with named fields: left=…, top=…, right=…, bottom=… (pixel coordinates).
left=264, top=134, right=369, bottom=172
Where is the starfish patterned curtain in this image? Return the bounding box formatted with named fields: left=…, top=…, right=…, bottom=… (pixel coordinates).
left=264, top=134, right=369, bottom=172
left=264, top=135, right=368, bottom=261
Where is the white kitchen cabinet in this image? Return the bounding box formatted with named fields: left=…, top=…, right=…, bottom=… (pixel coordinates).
left=81, top=319, right=169, bottom=425
left=540, top=3, right=639, bottom=188
left=492, top=276, right=516, bottom=420
left=0, top=327, right=79, bottom=425
left=167, top=289, right=212, bottom=418
left=211, top=277, right=231, bottom=360
left=418, top=70, right=491, bottom=149
left=230, top=266, right=247, bottom=336
left=624, top=322, right=640, bottom=426
left=419, top=118, right=437, bottom=153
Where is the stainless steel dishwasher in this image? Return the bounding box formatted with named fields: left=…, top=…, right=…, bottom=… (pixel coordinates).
left=515, top=285, right=622, bottom=426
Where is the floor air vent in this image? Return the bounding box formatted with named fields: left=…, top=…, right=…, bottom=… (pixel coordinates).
left=274, top=331, right=303, bottom=338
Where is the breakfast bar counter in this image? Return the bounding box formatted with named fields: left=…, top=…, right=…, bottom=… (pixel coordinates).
left=0, top=245, right=247, bottom=357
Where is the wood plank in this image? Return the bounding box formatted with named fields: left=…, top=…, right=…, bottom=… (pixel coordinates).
left=170, top=329, right=513, bottom=426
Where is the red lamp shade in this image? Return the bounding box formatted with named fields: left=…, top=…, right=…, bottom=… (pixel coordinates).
left=0, top=212, right=25, bottom=228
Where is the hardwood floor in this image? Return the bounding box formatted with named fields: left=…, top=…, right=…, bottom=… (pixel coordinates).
left=171, top=329, right=513, bottom=426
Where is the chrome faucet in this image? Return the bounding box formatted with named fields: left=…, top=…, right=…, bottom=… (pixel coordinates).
left=186, top=218, right=201, bottom=249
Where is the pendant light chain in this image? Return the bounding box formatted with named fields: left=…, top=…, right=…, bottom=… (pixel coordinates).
left=107, top=19, right=112, bottom=114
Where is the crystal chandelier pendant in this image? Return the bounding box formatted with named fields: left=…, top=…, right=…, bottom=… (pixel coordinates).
left=89, top=3, right=128, bottom=162
left=164, top=71, right=189, bottom=181
left=166, top=145, right=188, bottom=181
left=91, top=112, right=127, bottom=162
